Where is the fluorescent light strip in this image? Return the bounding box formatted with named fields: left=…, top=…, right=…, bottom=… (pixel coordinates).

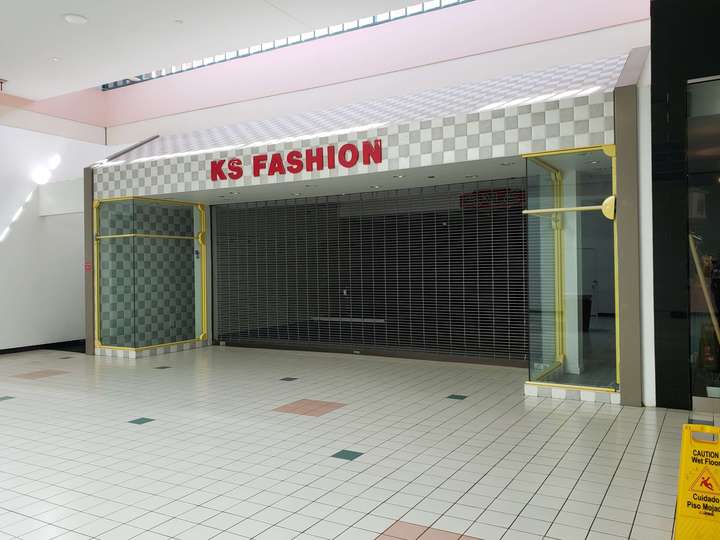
left=475, top=86, right=608, bottom=113
left=102, top=0, right=475, bottom=91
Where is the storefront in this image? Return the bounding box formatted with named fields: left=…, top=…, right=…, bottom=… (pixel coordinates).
left=85, top=50, right=647, bottom=405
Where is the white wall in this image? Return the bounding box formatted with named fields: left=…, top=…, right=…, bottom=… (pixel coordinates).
left=0, top=126, right=113, bottom=350
left=39, top=177, right=83, bottom=216
left=0, top=104, right=105, bottom=144
left=0, top=192, right=86, bottom=349
left=638, top=53, right=656, bottom=406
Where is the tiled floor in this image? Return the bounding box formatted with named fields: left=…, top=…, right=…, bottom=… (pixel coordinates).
left=0, top=346, right=685, bottom=539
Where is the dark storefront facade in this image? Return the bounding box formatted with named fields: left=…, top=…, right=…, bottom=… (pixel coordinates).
left=652, top=0, right=720, bottom=410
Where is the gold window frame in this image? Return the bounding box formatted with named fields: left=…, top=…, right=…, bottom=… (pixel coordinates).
left=522, top=144, right=620, bottom=392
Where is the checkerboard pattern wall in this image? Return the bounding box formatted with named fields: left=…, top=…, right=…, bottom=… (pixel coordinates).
left=94, top=340, right=206, bottom=360
left=134, top=237, right=196, bottom=347
left=524, top=382, right=622, bottom=405
left=98, top=237, right=135, bottom=347
left=134, top=200, right=195, bottom=236
left=98, top=199, right=134, bottom=236
left=96, top=201, right=199, bottom=351
left=95, top=92, right=614, bottom=199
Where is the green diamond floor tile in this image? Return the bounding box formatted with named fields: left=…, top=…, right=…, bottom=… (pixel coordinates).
left=447, top=394, right=467, bottom=400
left=332, top=450, right=363, bottom=461
left=129, top=417, right=155, bottom=425
left=0, top=396, right=15, bottom=402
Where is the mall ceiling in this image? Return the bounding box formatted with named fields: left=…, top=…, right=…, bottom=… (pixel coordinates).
left=0, top=0, right=409, bottom=100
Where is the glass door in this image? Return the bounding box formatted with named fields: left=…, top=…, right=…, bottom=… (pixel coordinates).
left=524, top=147, right=618, bottom=389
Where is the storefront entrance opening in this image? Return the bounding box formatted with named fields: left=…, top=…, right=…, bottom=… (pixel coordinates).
left=211, top=179, right=528, bottom=366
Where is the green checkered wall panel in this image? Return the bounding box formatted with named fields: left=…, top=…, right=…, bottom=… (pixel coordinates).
left=133, top=200, right=194, bottom=236
left=98, top=200, right=194, bottom=237
left=98, top=200, right=134, bottom=236
left=97, top=200, right=198, bottom=349
left=134, top=238, right=196, bottom=347
left=99, top=237, right=135, bottom=346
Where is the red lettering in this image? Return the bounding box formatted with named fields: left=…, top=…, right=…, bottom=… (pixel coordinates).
left=286, top=150, right=303, bottom=174
left=327, top=145, right=336, bottom=169
left=253, top=154, right=268, bottom=177
left=305, top=148, right=324, bottom=172
left=362, top=139, right=383, bottom=165
left=210, top=160, right=226, bottom=181
left=227, top=158, right=243, bottom=180
left=338, top=144, right=359, bottom=168
left=268, top=153, right=286, bottom=176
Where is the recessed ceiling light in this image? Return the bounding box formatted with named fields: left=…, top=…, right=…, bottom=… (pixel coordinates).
left=393, top=175, right=405, bottom=178
left=291, top=192, right=302, bottom=196
left=370, top=185, right=382, bottom=189
left=50, top=57, right=61, bottom=63
left=465, top=174, right=479, bottom=179
left=63, top=13, right=88, bottom=25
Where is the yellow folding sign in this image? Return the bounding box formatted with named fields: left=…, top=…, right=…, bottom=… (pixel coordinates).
left=675, top=424, right=720, bottom=539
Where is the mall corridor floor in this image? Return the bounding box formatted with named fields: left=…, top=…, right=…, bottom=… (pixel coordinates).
left=0, top=347, right=681, bottom=540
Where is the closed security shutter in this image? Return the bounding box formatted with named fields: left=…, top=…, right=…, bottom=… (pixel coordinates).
left=213, top=180, right=528, bottom=365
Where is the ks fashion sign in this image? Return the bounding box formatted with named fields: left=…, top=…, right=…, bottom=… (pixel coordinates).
left=209, top=139, right=383, bottom=181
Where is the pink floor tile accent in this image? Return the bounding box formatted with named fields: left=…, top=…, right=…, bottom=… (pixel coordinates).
left=273, top=399, right=346, bottom=416
left=419, top=529, right=462, bottom=540
left=382, top=521, right=428, bottom=539
left=380, top=522, right=478, bottom=540
left=13, top=369, right=70, bottom=380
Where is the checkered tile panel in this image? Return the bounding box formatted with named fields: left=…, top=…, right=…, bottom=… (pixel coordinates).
left=95, top=92, right=614, bottom=199
left=97, top=201, right=198, bottom=349
left=134, top=237, right=196, bottom=347
left=95, top=340, right=207, bottom=359
left=98, top=237, right=135, bottom=346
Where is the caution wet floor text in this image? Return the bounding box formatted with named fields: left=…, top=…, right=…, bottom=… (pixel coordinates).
left=675, top=424, right=720, bottom=539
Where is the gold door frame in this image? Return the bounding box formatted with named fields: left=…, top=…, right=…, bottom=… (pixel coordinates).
left=522, top=144, right=620, bottom=391
left=93, top=196, right=208, bottom=352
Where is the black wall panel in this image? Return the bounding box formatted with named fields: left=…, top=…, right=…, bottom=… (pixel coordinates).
left=652, top=0, right=720, bottom=409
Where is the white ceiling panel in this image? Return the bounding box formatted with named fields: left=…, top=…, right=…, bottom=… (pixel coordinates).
left=0, top=0, right=407, bottom=100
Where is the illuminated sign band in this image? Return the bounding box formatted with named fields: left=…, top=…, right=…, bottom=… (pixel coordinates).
left=210, top=139, right=383, bottom=181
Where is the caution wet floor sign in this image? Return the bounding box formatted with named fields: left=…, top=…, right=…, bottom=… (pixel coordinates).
left=675, top=424, right=720, bottom=539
